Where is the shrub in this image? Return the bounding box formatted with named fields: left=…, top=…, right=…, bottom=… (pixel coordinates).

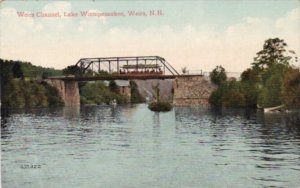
left=148, top=101, right=173, bottom=112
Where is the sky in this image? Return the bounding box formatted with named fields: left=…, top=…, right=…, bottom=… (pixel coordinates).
left=0, top=0, right=299, bottom=73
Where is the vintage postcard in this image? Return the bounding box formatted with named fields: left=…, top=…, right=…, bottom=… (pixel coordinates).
left=1, top=0, right=300, bottom=187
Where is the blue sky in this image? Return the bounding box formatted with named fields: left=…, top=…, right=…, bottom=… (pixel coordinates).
left=1, top=1, right=299, bottom=72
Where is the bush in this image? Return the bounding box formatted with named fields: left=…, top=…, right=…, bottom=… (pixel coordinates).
left=210, top=65, right=227, bottom=85
left=209, top=80, right=246, bottom=108
left=258, top=73, right=283, bottom=108
left=80, top=81, right=128, bottom=105
left=148, top=101, right=173, bottom=112
left=42, top=82, right=64, bottom=107
left=130, top=80, right=145, bottom=103
left=282, top=68, right=300, bottom=109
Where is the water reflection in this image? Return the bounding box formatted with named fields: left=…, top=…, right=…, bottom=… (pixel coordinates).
left=63, top=106, right=80, bottom=119
left=1, top=105, right=300, bottom=188
left=174, top=107, right=300, bottom=186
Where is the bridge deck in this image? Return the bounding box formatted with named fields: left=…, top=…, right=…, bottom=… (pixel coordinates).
left=48, top=74, right=203, bottom=81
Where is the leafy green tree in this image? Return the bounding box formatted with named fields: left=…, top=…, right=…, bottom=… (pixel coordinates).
left=240, top=68, right=261, bottom=107
left=42, top=72, right=49, bottom=79
left=258, top=73, right=283, bottom=108
left=5, top=79, right=26, bottom=108
left=80, top=81, right=127, bottom=105
left=210, top=65, right=227, bottom=85
left=208, top=38, right=297, bottom=109
left=22, top=62, right=63, bottom=78
left=108, top=80, right=119, bottom=93
left=209, top=80, right=245, bottom=108
left=252, top=38, right=297, bottom=68
left=62, top=65, right=83, bottom=76
left=12, top=61, right=24, bottom=79
left=282, top=68, right=300, bottom=109
left=1, top=59, right=64, bottom=109
left=1, top=60, right=14, bottom=108
left=23, top=80, right=48, bottom=108
left=130, top=80, right=145, bottom=103
left=42, top=82, right=64, bottom=107
left=251, top=38, right=296, bottom=107
left=209, top=86, right=224, bottom=107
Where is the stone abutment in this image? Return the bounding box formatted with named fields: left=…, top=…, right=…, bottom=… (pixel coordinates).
left=173, top=75, right=217, bottom=106
left=47, top=79, right=80, bottom=107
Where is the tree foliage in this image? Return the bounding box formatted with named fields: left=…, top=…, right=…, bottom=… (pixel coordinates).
left=258, top=72, right=283, bottom=108
left=148, top=101, right=172, bottom=112
left=12, top=61, right=24, bottom=79
left=209, top=80, right=246, bottom=108
left=209, top=38, right=298, bottom=109
left=252, top=38, right=294, bottom=107
left=62, top=65, right=83, bottom=76
left=1, top=59, right=64, bottom=109
left=181, top=67, right=188, bottom=74
left=252, top=38, right=296, bottom=69
left=80, top=81, right=128, bottom=105
left=21, top=61, right=62, bottom=78
left=130, top=80, right=145, bottom=103
left=210, top=66, right=227, bottom=85
left=282, top=68, right=300, bottom=109
left=108, top=80, right=119, bottom=93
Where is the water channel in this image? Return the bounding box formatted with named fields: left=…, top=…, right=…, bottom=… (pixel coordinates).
left=1, top=104, right=300, bottom=187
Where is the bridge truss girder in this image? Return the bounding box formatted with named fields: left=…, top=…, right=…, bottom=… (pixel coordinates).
left=74, top=56, right=179, bottom=76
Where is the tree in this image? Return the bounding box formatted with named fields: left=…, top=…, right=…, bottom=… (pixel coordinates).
left=152, top=82, right=160, bottom=102
left=181, top=67, right=188, bottom=74
left=209, top=80, right=245, bottom=108
left=130, top=80, right=145, bottom=103
left=41, top=82, right=64, bottom=107
left=282, top=68, right=300, bottom=109
left=252, top=38, right=296, bottom=69
left=108, top=80, right=119, bottom=93
left=62, top=65, right=83, bottom=76
left=12, top=61, right=24, bottom=79
left=42, top=72, right=49, bottom=79
left=208, top=38, right=298, bottom=109
left=210, top=65, right=227, bottom=85
left=258, top=73, right=283, bottom=108
left=241, top=68, right=258, bottom=82
left=240, top=68, right=262, bottom=108
left=251, top=38, right=297, bottom=108
left=80, top=81, right=128, bottom=105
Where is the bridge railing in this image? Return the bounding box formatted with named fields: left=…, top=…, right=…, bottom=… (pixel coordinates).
left=181, top=71, right=242, bottom=81
left=181, top=70, right=204, bottom=75
left=202, top=71, right=242, bottom=81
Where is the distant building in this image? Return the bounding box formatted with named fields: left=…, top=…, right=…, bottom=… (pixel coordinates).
left=115, top=80, right=131, bottom=101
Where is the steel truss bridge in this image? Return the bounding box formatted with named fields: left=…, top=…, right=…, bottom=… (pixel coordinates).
left=75, top=56, right=179, bottom=76
left=50, top=56, right=207, bottom=81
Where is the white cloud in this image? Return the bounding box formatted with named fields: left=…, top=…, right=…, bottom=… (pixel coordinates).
left=38, top=2, right=73, bottom=32
left=77, top=9, right=106, bottom=33
left=275, top=7, right=300, bottom=59
left=1, top=5, right=299, bottom=72
left=42, top=1, right=71, bottom=13
left=276, top=7, right=300, bottom=30
left=0, top=7, right=35, bottom=35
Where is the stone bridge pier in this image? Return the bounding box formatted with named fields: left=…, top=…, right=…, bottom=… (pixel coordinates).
left=173, top=75, right=217, bottom=106
left=47, top=79, right=80, bottom=107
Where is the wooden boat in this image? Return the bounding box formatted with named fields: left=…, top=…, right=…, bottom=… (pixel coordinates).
left=263, top=105, right=284, bottom=113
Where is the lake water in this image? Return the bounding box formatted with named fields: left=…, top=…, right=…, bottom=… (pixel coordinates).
left=1, top=104, right=300, bottom=188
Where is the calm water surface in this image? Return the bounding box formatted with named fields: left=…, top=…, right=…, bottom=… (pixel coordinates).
left=1, top=104, right=300, bottom=188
